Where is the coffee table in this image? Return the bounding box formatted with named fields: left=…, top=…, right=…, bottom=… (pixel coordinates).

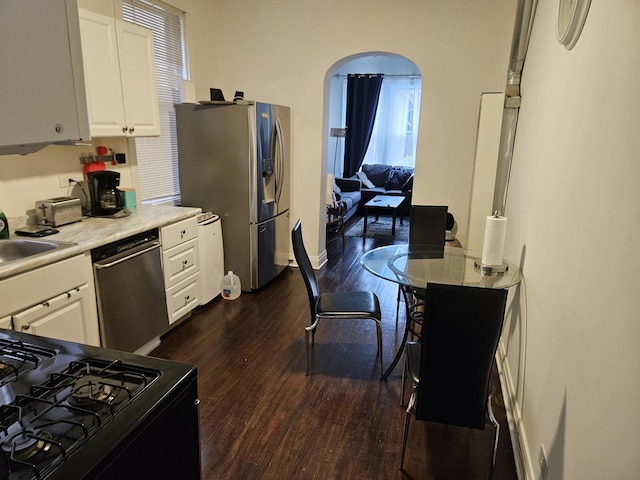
left=363, top=195, right=405, bottom=236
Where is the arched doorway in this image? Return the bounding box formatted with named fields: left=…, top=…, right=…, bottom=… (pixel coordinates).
left=326, top=52, right=422, bottom=178
left=323, top=52, right=422, bottom=242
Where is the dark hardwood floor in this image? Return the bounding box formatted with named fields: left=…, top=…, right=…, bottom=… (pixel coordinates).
left=151, top=220, right=519, bottom=480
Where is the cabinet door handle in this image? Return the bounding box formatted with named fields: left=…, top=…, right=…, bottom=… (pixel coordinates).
left=128, top=127, right=135, bottom=133
left=122, top=126, right=128, bottom=133
left=21, top=324, right=30, bottom=331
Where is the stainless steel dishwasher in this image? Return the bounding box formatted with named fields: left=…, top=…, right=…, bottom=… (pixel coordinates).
left=92, top=229, right=169, bottom=354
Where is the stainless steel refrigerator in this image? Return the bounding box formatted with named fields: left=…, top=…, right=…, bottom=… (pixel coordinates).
left=175, top=102, right=291, bottom=291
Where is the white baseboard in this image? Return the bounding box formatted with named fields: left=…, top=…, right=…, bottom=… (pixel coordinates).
left=317, top=249, right=328, bottom=269
left=289, top=249, right=328, bottom=270
left=496, top=341, right=535, bottom=480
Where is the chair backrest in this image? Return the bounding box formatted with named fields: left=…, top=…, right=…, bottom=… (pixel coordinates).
left=415, top=283, right=508, bottom=430
left=409, top=205, right=448, bottom=247
left=291, top=220, right=320, bottom=323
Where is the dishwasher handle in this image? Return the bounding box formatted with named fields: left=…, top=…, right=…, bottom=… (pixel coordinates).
left=94, top=241, right=162, bottom=269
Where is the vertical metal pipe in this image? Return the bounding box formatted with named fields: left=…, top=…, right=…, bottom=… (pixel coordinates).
left=492, top=0, right=538, bottom=214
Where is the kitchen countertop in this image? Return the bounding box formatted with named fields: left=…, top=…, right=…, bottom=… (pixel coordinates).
left=1, top=204, right=202, bottom=280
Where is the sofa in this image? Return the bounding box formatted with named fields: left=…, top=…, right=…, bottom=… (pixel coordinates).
left=334, top=177, right=361, bottom=223
left=336, top=164, right=413, bottom=216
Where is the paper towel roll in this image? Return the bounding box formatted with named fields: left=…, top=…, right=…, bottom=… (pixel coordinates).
left=481, top=215, right=507, bottom=266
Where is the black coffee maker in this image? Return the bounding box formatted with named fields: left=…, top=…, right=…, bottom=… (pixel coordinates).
left=86, top=171, right=125, bottom=216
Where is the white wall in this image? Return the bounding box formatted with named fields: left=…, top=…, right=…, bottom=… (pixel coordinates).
left=206, top=0, right=517, bottom=259
left=0, top=138, right=132, bottom=219
left=501, top=1, right=640, bottom=478
left=0, top=0, right=515, bottom=256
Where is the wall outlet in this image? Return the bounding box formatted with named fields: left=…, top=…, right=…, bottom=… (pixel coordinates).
left=538, top=445, right=549, bottom=479
left=58, top=176, right=72, bottom=188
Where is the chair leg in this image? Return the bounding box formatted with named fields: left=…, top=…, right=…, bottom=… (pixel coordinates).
left=304, top=327, right=310, bottom=376
left=304, top=317, right=320, bottom=376
left=487, top=395, right=500, bottom=480
left=399, top=389, right=416, bottom=471
left=374, top=318, right=384, bottom=379
left=395, top=285, right=401, bottom=327
left=400, top=352, right=407, bottom=407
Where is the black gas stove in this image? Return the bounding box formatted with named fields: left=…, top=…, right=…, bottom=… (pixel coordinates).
left=0, top=330, right=200, bottom=479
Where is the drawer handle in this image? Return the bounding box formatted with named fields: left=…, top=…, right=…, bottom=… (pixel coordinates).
left=184, top=294, right=190, bottom=306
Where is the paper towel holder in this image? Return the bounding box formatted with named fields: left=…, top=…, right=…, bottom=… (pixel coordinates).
left=474, top=209, right=509, bottom=273
left=473, top=260, right=509, bottom=274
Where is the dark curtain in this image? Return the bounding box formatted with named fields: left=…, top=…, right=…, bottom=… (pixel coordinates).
left=343, top=74, right=384, bottom=177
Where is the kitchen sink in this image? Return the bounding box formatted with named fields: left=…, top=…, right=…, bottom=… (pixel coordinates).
left=0, top=238, right=76, bottom=265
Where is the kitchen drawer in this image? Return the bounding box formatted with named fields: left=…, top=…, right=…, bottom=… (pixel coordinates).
left=12, top=285, right=88, bottom=344
left=0, top=316, right=12, bottom=330
left=162, top=238, right=199, bottom=288
left=166, top=272, right=200, bottom=325
left=0, top=255, right=87, bottom=318
left=161, top=217, right=198, bottom=250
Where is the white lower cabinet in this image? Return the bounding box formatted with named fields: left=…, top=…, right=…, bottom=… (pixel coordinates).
left=0, top=316, right=13, bottom=330
left=161, top=217, right=201, bottom=325
left=12, top=285, right=89, bottom=344
left=166, top=272, right=201, bottom=324
left=0, top=254, right=100, bottom=346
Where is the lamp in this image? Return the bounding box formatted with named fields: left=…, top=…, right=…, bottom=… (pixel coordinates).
left=329, top=127, right=346, bottom=175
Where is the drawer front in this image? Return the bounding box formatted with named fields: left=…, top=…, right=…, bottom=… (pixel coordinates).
left=0, top=255, right=88, bottom=318
left=166, top=272, right=200, bottom=324
left=0, top=316, right=13, bottom=330
left=162, top=238, right=199, bottom=288
left=12, top=285, right=88, bottom=343
left=161, top=216, right=198, bottom=250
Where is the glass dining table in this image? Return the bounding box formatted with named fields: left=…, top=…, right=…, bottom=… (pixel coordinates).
left=360, top=244, right=522, bottom=380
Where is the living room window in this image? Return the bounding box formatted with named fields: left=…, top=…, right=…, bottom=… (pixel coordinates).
left=361, top=75, right=421, bottom=168
left=122, top=0, right=187, bottom=204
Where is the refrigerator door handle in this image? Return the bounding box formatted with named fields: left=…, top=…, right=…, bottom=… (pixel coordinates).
left=274, top=116, right=285, bottom=205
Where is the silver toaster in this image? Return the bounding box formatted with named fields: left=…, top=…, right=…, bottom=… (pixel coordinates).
left=35, top=197, right=83, bottom=227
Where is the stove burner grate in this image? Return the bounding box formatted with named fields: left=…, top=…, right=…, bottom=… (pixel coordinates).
left=0, top=339, right=56, bottom=387
left=2, top=430, right=55, bottom=462
left=0, top=355, right=161, bottom=479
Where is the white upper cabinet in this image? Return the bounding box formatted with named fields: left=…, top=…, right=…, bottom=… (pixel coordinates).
left=79, top=9, right=160, bottom=137
left=0, top=0, right=90, bottom=153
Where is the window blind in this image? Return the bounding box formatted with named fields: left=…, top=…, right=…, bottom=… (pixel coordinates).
left=122, top=0, right=186, bottom=203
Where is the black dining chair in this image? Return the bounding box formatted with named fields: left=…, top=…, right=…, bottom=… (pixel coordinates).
left=291, top=220, right=384, bottom=377
left=395, top=205, right=449, bottom=328
left=400, top=283, right=508, bottom=479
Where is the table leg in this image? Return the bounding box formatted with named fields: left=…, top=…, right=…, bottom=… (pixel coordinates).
left=381, top=313, right=410, bottom=381
left=364, top=207, right=368, bottom=234
left=391, top=209, right=397, bottom=236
